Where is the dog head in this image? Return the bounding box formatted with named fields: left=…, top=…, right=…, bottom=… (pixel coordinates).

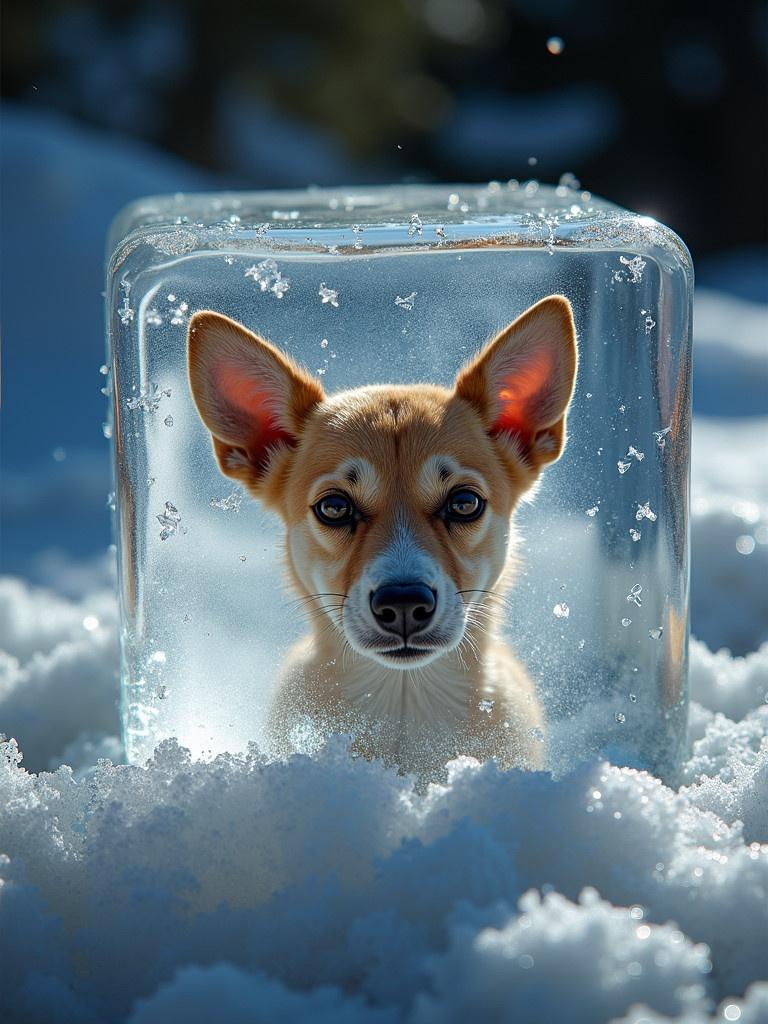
left=188, top=296, right=577, bottom=668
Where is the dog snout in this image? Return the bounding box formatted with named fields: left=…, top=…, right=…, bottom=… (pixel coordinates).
left=370, top=583, right=437, bottom=639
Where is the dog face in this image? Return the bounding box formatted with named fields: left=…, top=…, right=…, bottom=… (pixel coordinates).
left=188, top=297, right=577, bottom=668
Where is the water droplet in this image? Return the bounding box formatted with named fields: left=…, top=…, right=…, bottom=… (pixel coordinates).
left=723, top=1005, right=742, bottom=1022
left=546, top=36, right=565, bottom=55
left=318, top=282, right=339, bottom=307
left=518, top=953, right=534, bottom=969
left=553, top=602, right=570, bottom=618
left=478, top=698, right=495, bottom=714
left=621, top=617, right=632, bottom=627
left=106, top=492, right=116, bottom=512
left=648, top=626, right=664, bottom=640
left=99, top=364, right=109, bottom=376
left=558, top=171, right=579, bottom=189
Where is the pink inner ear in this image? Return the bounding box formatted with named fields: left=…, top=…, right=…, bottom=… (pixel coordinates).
left=489, top=348, right=554, bottom=447
left=215, top=363, right=295, bottom=463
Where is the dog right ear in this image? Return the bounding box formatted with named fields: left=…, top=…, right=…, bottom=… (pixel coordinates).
left=188, top=311, right=324, bottom=493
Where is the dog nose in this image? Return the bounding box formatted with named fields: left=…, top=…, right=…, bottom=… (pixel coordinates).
left=370, top=583, right=436, bottom=639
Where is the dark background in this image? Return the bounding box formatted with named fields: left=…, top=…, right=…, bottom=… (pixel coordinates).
left=1, top=0, right=767, bottom=579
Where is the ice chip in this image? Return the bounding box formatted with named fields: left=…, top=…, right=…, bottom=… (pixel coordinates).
left=654, top=425, right=672, bottom=449
left=585, top=505, right=600, bottom=517
left=477, top=698, right=495, bottom=714
left=126, top=383, right=171, bottom=414
left=636, top=502, right=658, bottom=522
left=627, top=446, right=645, bottom=461
left=618, top=254, right=646, bottom=283
left=408, top=213, right=423, bottom=236
left=630, top=529, right=642, bottom=542
left=553, top=602, right=570, bottom=618
left=318, top=282, right=339, bottom=307
left=157, top=502, right=183, bottom=541
left=210, top=490, right=243, bottom=513
left=395, top=291, right=418, bottom=311
left=627, top=584, right=643, bottom=607
left=617, top=460, right=632, bottom=474
left=649, top=626, right=664, bottom=640
left=615, top=712, right=626, bottom=724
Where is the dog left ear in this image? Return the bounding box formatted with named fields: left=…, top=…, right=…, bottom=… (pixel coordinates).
left=454, top=295, right=578, bottom=472
left=188, top=311, right=324, bottom=493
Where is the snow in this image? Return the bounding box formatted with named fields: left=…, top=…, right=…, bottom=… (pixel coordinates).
left=2, top=109, right=768, bottom=1024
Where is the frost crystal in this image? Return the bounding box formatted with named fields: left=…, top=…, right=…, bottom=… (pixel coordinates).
left=618, top=460, right=632, bottom=475
left=553, top=603, right=570, bottom=619
left=145, top=308, right=163, bottom=327
left=408, top=213, right=423, bottom=236
left=654, top=426, right=672, bottom=450
left=435, top=226, right=446, bottom=242
left=636, top=502, right=658, bottom=523
left=644, top=315, right=656, bottom=334
left=157, top=502, right=183, bottom=541
left=210, top=491, right=243, bottom=513
left=585, top=505, right=599, bottom=517
left=626, top=584, right=643, bottom=607
left=395, top=291, right=418, bottom=311
left=169, top=300, right=189, bottom=326
left=318, top=283, right=339, bottom=307
left=630, top=529, right=642, bottom=542
left=627, top=446, right=645, bottom=462
left=618, top=255, right=647, bottom=283
left=246, top=260, right=291, bottom=299
left=649, top=626, right=664, bottom=640
left=126, top=383, right=171, bottom=413
left=478, top=699, right=495, bottom=714
left=118, top=298, right=135, bottom=325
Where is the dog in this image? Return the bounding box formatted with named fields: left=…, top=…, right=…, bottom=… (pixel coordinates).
left=188, top=295, right=578, bottom=777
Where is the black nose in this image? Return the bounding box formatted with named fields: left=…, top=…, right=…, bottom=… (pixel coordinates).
left=370, top=583, right=437, bottom=639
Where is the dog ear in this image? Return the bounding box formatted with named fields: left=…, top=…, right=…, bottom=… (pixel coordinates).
left=454, top=295, right=578, bottom=472
left=188, top=311, right=324, bottom=491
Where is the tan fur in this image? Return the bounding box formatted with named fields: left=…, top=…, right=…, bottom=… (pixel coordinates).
left=188, top=296, right=578, bottom=779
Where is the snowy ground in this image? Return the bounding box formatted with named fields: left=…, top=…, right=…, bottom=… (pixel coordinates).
left=2, top=110, right=767, bottom=1024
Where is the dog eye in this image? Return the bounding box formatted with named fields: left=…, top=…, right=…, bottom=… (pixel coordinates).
left=445, top=489, right=485, bottom=522
left=314, top=494, right=355, bottom=526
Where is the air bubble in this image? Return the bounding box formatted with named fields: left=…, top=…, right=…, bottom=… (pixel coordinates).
left=126, top=383, right=171, bottom=413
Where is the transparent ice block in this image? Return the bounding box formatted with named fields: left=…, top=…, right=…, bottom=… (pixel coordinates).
left=105, top=182, right=692, bottom=780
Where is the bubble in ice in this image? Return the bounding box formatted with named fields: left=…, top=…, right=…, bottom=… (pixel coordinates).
left=210, top=490, right=243, bottom=512
left=552, top=602, right=570, bottom=618
left=478, top=698, right=495, bottom=714
left=318, top=282, right=339, bottom=307
left=617, top=459, right=632, bottom=474
left=163, top=415, right=174, bottom=427
left=644, top=315, right=656, bottom=334
left=126, top=383, right=171, bottom=413
left=627, top=445, right=645, bottom=461
left=615, top=712, right=626, bottom=724
left=629, top=528, right=642, bottom=542
left=626, top=584, right=643, bottom=607
left=585, top=505, right=599, bottom=517
left=648, top=626, right=664, bottom=640
left=621, top=617, right=632, bottom=627
left=653, top=425, right=672, bottom=449
left=408, top=213, right=423, bottom=236
left=618, top=254, right=647, bottom=283
left=635, top=502, right=658, bottom=522
left=395, top=291, right=418, bottom=311
left=157, top=501, right=183, bottom=541
left=629, top=693, right=638, bottom=702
